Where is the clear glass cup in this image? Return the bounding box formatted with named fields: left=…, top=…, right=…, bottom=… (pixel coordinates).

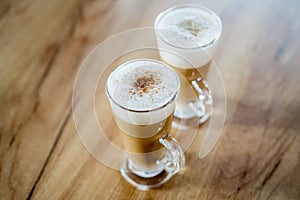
left=106, top=58, right=185, bottom=190
left=154, top=4, right=223, bottom=124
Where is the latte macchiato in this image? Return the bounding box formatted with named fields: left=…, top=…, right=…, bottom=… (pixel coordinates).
left=155, top=5, right=222, bottom=120
left=106, top=59, right=179, bottom=172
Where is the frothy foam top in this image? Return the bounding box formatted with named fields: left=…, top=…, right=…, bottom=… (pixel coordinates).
left=156, top=6, right=222, bottom=49
left=107, top=59, right=179, bottom=111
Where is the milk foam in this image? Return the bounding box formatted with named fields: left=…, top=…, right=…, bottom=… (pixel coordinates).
left=106, top=59, right=179, bottom=125
left=155, top=5, right=222, bottom=68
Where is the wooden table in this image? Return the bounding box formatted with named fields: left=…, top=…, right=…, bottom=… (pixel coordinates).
left=1, top=0, right=300, bottom=199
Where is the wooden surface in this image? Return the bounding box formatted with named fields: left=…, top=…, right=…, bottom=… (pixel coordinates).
left=1, top=0, right=300, bottom=199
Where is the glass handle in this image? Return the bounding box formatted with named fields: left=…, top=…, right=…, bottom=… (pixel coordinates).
left=189, top=77, right=213, bottom=123
left=157, top=134, right=185, bottom=174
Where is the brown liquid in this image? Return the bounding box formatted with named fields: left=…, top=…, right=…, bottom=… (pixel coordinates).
left=114, top=113, right=174, bottom=171
left=162, top=60, right=212, bottom=118
left=170, top=60, right=212, bottom=81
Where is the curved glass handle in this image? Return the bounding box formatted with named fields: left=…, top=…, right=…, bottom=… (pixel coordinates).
left=189, top=77, right=213, bottom=123
left=157, top=134, right=185, bottom=174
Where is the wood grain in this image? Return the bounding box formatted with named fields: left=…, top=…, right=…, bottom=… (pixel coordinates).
left=0, top=0, right=300, bottom=199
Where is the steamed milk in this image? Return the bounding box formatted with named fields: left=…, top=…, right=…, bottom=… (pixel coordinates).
left=106, top=59, right=179, bottom=171
left=155, top=5, right=222, bottom=118
left=155, top=5, right=222, bottom=69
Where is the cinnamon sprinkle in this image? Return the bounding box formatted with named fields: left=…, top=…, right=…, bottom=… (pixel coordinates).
left=130, top=73, right=161, bottom=97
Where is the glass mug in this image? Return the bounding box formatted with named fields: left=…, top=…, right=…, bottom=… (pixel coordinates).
left=155, top=4, right=223, bottom=123
left=106, top=59, right=185, bottom=190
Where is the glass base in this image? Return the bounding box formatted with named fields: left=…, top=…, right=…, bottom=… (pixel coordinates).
left=174, top=75, right=213, bottom=125
left=174, top=98, right=212, bottom=125
left=120, top=158, right=173, bottom=190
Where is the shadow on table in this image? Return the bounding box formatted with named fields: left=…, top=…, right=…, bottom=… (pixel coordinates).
left=158, top=148, right=299, bottom=199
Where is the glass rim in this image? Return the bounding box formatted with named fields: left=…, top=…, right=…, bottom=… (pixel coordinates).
left=154, top=4, right=223, bottom=50
left=106, top=58, right=180, bottom=113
